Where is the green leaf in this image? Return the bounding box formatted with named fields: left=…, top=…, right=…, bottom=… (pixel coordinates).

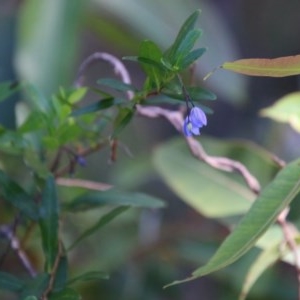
left=178, top=48, right=206, bottom=70
left=64, top=189, right=165, bottom=212
left=239, top=243, right=284, bottom=300
left=0, top=272, right=24, bottom=292
left=23, top=83, right=53, bottom=113
left=53, top=255, right=68, bottom=292
left=222, top=54, right=300, bottom=77
left=138, top=40, right=164, bottom=89
left=49, top=288, right=81, bottom=300
left=67, top=206, right=129, bottom=251
left=165, top=158, right=300, bottom=287
left=164, top=10, right=201, bottom=66
left=123, top=56, right=165, bottom=72
left=19, top=111, right=48, bottom=133
left=113, top=107, right=135, bottom=137
left=21, top=273, right=49, bottom=299
left=153, top=138, right=253, bottom=218
left=68, top=271, right=109, bottom=285
left=173, top=29, right=202, bottom=66
left=71, top=98, right=126, bottom=117
left=162, top=86, right=216, bottom=102
left=67, top=87, right=87, bottom=104
left=0, top=170, right=39, bottom=220
left=0, top=81, right=20, bottom=103
left=97, top=78, right=137, bottom=92
left=260, top=92, right=300, bottom=132
left=39, top=176, right=59, bottom=272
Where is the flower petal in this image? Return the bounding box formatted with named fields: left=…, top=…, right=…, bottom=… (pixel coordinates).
left=190, top=107, right=207, bottom=127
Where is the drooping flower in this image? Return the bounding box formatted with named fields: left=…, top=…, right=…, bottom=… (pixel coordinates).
left=183, top=106, right=207, bottom=137
left=76, top=155, right=87, bottom=167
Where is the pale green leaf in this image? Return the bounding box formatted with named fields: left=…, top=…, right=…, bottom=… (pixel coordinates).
left=239, top=243, right=285, bottom=300
left=260, top=92, right=300, bottom=132
left=153, top=139, right=254, bottom=218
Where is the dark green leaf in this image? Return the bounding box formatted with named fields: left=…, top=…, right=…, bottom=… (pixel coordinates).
left=97, top=78, right=137, bottom=92
left=0, top=81, right=20, bottom=103
left=179, top=47, right=206, bottom=69
left=162, top=86, right=216, bottom=101
left=21, top=273, right=49, bottom=299
left=64, top=189, right=165, bottom=212
left=123, top=56, right=165, bottom=71
left=24, top=296, right=38, bottom=300
left=68, top=271, right=109, bottom=285
left=39, top=176, right=59, bottom=272
left=173, top=29, right=202, bottom=65
left=165, top=158, right=300, bottom=287
left=187, top=86, right=217, bottom=101
left=49, top=287, right=81, bottom=300
left=71, top=98, right=126, bottom=117
left=164, top=10, right=201, bottom=66
left=0, top=272, right=24, bottom=292
left=113, top=107, right=135, bottom=137
left=0, top=170, right=39, bottom=220
left=53, top=255, right=68, bottom=292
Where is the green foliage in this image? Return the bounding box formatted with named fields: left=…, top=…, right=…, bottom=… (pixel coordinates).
left=1, top=7, right=300, bottom=300
left=260, top=91, right=300, bottom=132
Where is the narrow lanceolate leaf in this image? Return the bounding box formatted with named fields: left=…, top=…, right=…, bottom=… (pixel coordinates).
left=260, top=92, right=300, bottom=133
left=0, top=170, right=39, bottom=220
left=0, top=272, right=24, bottom=292
left=165, top=10, right=201, bottom=65
left=67, top=271, right=109, bottom=286
left=67, top=206, right=129, bottom=251
left=65, top=189, right=165, bottom=212
left=239, top=243, right=285, bottom=300
left=222, top=55, right=300, bottom=77
left=39, top=176, right=59, bottom=272
left=71, top=98, right=126, bottom=117
left=165, top=158, right=300, bottom=287
left=97, top=78, right=137, bottom=92
left=179, top=47, right=206, bottom=70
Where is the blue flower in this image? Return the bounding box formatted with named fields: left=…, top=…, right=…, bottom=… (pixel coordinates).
left=183, top=107, right=207, bottom=137
left=76, top=155, right=87, bottom=167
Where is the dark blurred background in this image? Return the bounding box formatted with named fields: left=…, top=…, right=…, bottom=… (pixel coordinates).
left=1, top=0, right=300, bottom=299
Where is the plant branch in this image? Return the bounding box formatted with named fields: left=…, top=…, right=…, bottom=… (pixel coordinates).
left=136, top=104, right=261, bottom=195
left=0, top=224, right=36, bottom=277
left=277, top=208, right=300, bottom=300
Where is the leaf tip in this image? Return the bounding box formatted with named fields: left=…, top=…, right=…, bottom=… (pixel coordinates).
left=163, top=276, right=196, bottom=289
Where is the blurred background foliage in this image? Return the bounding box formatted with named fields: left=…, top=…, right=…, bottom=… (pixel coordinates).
left=1, top=0, right=300, bottom=299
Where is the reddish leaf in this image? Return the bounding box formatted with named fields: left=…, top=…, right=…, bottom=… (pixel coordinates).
left=222, top=55, right=300, bottom=77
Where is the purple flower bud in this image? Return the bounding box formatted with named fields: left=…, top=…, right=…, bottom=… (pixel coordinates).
left=76, top=156, right=87, bottom=167
left=183, top=107, right=207, bottom=137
